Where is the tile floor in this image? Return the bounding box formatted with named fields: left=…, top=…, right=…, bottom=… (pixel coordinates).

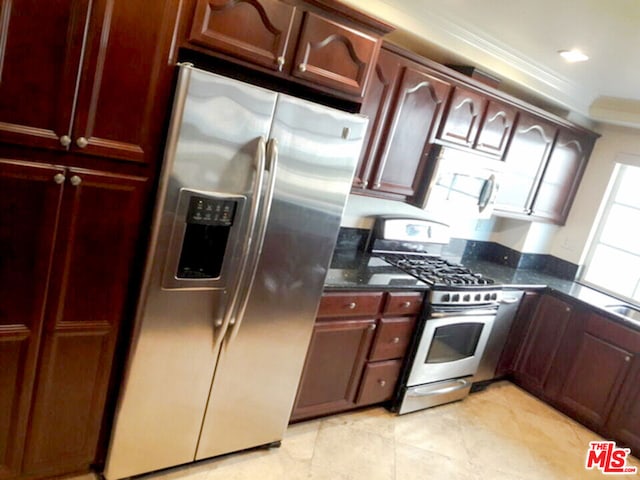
left=80, top=381, right=639, bottom=480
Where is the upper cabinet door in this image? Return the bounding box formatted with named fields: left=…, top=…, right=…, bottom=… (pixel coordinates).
left=530, top=128, right=595, bottom=224
left=436, top=86, right=487, bottom=149
left=494, top=113, right=558, bottom=214
left=0, top=0, right=90, bottom=151
left=70, top=0, right=177, bottom=164
left=353, top=48, right=399, bottom=190
left=474, top=100, right=517, bottom=157
left=188, top=0, right=297, bottom=72
left=371, top=66, right=451, bottom=198
left=291, top=12, right=379, bottom=98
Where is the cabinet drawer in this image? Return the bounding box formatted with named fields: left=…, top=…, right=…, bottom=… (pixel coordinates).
left=369, top=317, right=416, bottom=361
left=317, top=292, right=384, bottom=318
left=383, top=292, right=423, bottom=316
left=357, top=360, right=402, bottom=405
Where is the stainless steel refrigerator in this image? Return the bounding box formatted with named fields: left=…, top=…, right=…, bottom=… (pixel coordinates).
left=104, top=65, right=367, bottom=479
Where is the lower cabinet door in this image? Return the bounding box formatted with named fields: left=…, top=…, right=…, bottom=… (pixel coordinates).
left=0, top=160, right=64, bottom=480
left=291, top=318, right=376, bottom=421
left=356, top=360, right=402, bottom=406
left=606, top=358, right=640, bottom=455
left=22, top=169, right=147, bottom=477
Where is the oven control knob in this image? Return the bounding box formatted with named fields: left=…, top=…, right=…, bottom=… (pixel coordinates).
left=475, top=294, right=481, bottom=301
left=452, top=294, right=460, bottom=302
left=484, top=293, right=491, bottom=301
left=491, top=293, right=498, bottom=300
left=463, top=294, right=470, bottom=302
left=441, top=294, right=450, bottom=302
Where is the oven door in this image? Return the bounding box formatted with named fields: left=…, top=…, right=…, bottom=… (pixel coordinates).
left=407, top=310, right=495, bottom=386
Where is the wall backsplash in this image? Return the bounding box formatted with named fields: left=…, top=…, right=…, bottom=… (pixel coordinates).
left=340, top=194, right=579, bottom=280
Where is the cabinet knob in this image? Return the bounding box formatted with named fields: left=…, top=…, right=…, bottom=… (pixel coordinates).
left=276, top=56, right=285, bottom=72
left=363, top=180, right=369, bottom=188
left=369, top=324, right=376, bottom=331
left=625, top=356, right=631, bottom=362
left=373, top=182, right=381, bottom=189
left=59, top=135, right=72, bottom=147
left=298, top=63, right=307, bottom=73
left=347, top=302, right=357, bottom=309
left=402, top=301, right=412, bottom=308
left=69, top=175, right=82, bottom=186
left=392, top=337, right=400, bottom=344
left=378, top=379, right=386, bottom=387
left=53, top=173, right=66, bottom=185
left=76, top=136, right=88, bottom=148
left=565, top=307, right=571, bottom=312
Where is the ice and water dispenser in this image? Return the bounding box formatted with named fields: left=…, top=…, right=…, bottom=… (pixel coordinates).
left=177, top=196, right=238, bottom=279
left=163, top=190, right=245, bottom=289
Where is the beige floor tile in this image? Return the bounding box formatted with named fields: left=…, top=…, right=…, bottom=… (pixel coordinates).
left=324, top=405, right=396, bottom=439
left=394, top=402, right=471, bottom=461
left=85, top=381, right=636, bottom=480
left=395, top=443, right=476, bottom=480
left=311, top=421, right=395, bottom=480
left=282, top=418, right=321, bottom=461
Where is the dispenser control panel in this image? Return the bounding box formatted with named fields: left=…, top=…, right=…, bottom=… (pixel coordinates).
left=186, top=196, right=237, bottom=226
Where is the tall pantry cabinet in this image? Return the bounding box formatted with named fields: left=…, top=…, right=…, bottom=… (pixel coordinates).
left=0, top=1, right=179, bottom=478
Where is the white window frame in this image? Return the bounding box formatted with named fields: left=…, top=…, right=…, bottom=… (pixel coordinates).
left=580, top=161, right=640, bottom=304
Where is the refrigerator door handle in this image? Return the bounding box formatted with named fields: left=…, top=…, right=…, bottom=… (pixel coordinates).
left=226, top=138, right=279, bottom=343
left=213, top=136, right=267, bottom=349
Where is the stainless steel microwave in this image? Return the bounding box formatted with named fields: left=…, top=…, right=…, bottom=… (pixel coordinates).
left=423, top=147, right=504, bottom=219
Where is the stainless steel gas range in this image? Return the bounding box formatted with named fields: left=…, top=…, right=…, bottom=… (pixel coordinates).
left=369, top=216, right=502, bottom=414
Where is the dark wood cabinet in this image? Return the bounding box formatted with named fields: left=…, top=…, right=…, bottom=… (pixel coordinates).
left=530, top=128, right=596, bottom=224
left=291, top=318, right=376, bottom=421
left=436, top=86, right=487, bottom=149
left=353, top=48, right=398, bottom=190
left=553, top=313, right=634, bottom=430
left=494, top=112, right=558, bottom=215
left=292, top=12, right=379, bottom=97
left=188, top=0, right=297, bottom=72
left=369, top=65, right=451, bottom=199
left=0, top=160, right=147, bottom=479
left=183, top=0, right=391, bottom=99
left=0, top=0, right=176, bottom=165
left=607, top=357, right=640, bottom=454
left=0, top=161, right=64, bottom=479
left=291, top=290, right=422, bottom=421
left=474, top=100, right=517, bottom=157
left=513, top=294, right=572, bottom=396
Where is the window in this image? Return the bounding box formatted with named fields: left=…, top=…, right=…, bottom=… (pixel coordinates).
left=581, top=163, right=640, bottom=302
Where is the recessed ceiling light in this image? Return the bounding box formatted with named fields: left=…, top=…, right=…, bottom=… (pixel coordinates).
left=558, top=49, right=589, bottom=63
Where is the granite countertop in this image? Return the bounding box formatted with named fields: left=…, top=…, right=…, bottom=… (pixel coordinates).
left=324, top=252, right=430, bottom=291
left=324, top=252, right=640, bottom=331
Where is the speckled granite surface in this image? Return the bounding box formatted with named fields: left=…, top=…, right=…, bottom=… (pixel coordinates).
left=325, top=252, right=640, bottom=331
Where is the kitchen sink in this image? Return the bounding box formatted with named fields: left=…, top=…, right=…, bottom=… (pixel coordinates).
left=605, top=304, right=640, bottom=322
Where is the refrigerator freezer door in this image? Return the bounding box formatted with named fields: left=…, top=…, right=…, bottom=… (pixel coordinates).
left=195, top=94, right=368, bottom=458
left=104, top=68, right=277, bottom=480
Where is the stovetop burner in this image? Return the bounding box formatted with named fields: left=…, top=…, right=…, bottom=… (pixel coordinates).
left=380, top=253, right=495, bottom=287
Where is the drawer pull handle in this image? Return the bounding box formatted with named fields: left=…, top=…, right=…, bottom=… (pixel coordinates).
left=378, top=379, right=387, bottom=387
left=392, top=337, right=400, bottom=344
left=402, top=301, right=412, bottom=308
left=347, top=302, right=357, bottom=309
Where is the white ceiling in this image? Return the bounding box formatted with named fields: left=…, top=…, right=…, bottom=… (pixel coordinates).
left=342, top=0, right=640, bottom=128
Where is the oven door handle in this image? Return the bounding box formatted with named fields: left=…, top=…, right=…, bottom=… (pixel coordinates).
left=429, top=309, right=497, bottom=318
left=407, top=378, right=471, bottom=397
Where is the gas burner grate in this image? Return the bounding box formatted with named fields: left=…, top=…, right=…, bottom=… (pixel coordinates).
left=380, top=254, right=494, bottom=287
